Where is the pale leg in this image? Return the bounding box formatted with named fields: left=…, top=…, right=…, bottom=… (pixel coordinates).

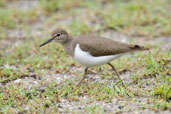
left=108, top=63, right=124, bottom=85
left=77, top=68, right=88, bottom=86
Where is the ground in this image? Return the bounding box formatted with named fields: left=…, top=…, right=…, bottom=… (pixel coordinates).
left=0, top=0, right=170, bottom=113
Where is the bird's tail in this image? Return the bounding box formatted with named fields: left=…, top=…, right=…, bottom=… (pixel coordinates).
left=130, top=44, right=149, bottom=51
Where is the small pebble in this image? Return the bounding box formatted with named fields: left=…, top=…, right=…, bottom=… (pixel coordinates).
left=14, top=79, right=22, bottom=84
left=57, top=104, right=63, bottom=108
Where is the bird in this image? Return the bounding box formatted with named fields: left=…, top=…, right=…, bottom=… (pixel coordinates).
left=39, top=28, right=149, bottom=86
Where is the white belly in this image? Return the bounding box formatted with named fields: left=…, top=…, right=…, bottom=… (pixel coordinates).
left=74, top=44, right=121, bottom=67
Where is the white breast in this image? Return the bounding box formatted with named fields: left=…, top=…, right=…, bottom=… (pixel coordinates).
left=74, top=44, right=122, bottom=67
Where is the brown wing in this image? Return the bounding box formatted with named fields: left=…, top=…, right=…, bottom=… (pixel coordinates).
left=74, top=35, right=148, bottom=57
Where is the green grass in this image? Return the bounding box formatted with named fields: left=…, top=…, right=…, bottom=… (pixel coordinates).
left=0, top=8, right=16, bottom=29
left=0, top=0, right=171, bottom=113
left=38, top=0, right=171, bottom=37
left=0, top=36, right=170, bottom=113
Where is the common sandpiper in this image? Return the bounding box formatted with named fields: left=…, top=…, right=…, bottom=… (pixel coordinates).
left=40, top=28, right=149, bottom=86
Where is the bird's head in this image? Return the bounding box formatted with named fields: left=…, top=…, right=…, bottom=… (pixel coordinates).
left=39, top=28, right=68, bottom=47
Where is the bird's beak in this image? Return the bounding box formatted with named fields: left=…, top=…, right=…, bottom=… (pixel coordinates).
left=39, top=36, right=55, bottom=47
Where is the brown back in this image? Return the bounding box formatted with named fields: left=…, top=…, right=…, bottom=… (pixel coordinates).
left=73, top=35, right=148, bottom=57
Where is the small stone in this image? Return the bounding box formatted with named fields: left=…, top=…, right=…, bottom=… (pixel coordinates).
left=57, top=104, right=63, bottom=108
left=14, top=79, right=22, bottom=84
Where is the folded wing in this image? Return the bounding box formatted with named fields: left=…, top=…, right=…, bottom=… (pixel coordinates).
left=75, top=35, right=148, bottom=57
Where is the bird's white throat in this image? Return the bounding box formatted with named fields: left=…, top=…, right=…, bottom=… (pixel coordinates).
left=74, top=44, right=122, bottom=67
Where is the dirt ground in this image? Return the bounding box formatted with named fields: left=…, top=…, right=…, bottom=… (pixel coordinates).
left=0, top=0, right=170, bottom=113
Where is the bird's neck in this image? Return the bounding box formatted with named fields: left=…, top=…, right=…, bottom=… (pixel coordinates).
left=63, top=36, right=75, bottom=57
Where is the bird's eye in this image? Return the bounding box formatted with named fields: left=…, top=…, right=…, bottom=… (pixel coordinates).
left=56, top=34, right=60, bottom=37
